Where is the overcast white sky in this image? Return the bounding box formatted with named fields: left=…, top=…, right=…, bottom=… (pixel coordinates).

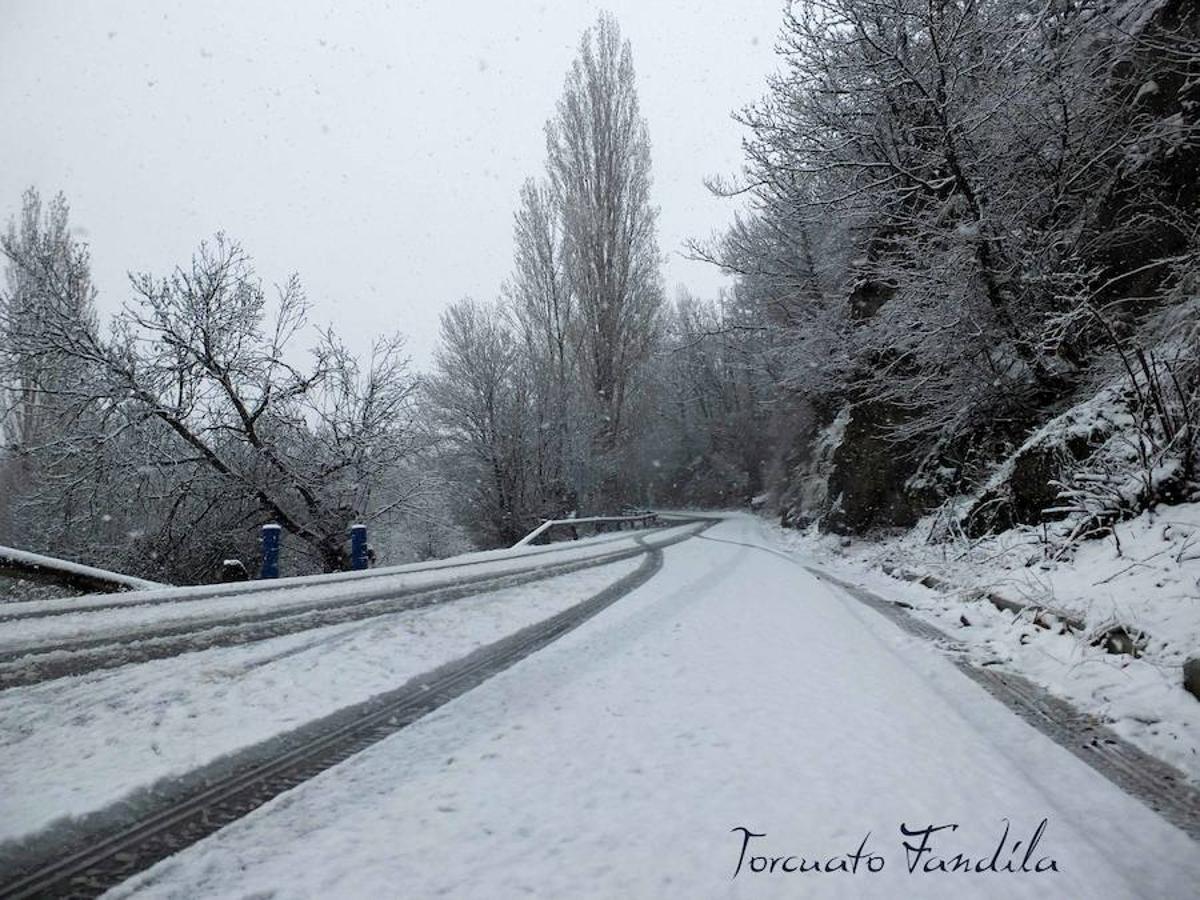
left=1, top=1, right=782, bottom=365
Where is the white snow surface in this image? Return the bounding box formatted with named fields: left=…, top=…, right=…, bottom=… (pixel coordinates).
left=782, top=503, right=1200, bottom=784
left=105, top=515, right=1199, bottom=899
left=0, top=556, right=644, bottom=844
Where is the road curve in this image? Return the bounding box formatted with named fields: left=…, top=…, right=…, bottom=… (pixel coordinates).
left=96, top=514, right=1200, bottom=900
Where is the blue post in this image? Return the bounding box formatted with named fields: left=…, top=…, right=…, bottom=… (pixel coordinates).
left=350, top=523, right=369, bottom=571
left=260, top=524, right=281, bottom=579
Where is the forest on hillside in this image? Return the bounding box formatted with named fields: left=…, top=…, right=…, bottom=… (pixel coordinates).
left=2, top=1, right=1198, bottom=584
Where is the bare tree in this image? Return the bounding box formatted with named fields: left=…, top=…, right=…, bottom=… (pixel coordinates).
left=0, top=188, right=99, bottom=547
left=3, top=229, right=421, bottom=576
left=640, top=289, right=772, bottom=506
left=545, top=11, right=663, bottom=467
left=430, top=12, right=667, bottom=530
left=506, top=177, right=580, bottom=511
left=426, top=297, right=535, bottom=546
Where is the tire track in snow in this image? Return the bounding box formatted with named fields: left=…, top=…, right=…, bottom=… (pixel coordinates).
left=0, top=532, right=703, bottom=691
left=0, top=526, right=706, bottom=900
left=698, top=530, right=1200, bottom=842
left=0, top=528, right=660, bottom=624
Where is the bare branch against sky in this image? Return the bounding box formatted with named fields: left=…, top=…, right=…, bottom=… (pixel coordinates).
left=0, top=0, right=781, bottom=364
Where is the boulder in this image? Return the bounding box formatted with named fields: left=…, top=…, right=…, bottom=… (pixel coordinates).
left=1184, top=657, right=1200, bottom=702
left=219, top=558, right=249, bottom=583
left=962, top=401, right=1118, bottom=537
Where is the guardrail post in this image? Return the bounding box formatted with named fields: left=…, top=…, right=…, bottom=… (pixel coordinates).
left=260, top=524, right=281, bottom=579
left=349, top=524, right=369, bottom=570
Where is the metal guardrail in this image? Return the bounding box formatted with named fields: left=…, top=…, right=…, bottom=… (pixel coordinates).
left=0, top=534, right=675, bottom=690
left=512, top=512, right=660, bottom=548
left=0, top=545, right=164, bottom=594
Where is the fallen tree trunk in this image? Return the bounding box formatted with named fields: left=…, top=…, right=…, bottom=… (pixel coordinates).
left=878, top=563, right=1148, bottom=657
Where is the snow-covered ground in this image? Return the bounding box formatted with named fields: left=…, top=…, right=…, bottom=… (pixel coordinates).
left=0, top=556, right=644, bottom=845
left=771, top=505, right=1200, bottom=784
left=103, top=515, right=1198, bottom=899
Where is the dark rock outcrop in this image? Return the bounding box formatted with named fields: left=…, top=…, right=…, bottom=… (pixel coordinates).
left=962, top=405, right=1119, bottom=537
left=1184, top=657, right=1200, bottom=702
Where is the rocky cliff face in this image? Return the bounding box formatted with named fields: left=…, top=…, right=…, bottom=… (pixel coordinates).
left=774, top=0, right=1199, bottom=537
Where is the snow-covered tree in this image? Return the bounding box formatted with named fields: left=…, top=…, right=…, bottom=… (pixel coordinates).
left=701, top=0, right=1200, bottom=531
left=425, top=297, right=536, bottom=546
left=0, top=188, right=101, bottom=547
left=3, top=224, right=422, bottom=577
left=545, top=12, right=664, bottom=469
left=507, top=177, right=580, bottom=512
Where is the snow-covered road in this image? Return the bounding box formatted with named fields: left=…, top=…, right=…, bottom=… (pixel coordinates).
left=0, top=556, right=648, bottom=844
left=106, top=515, right=1200, bottom=899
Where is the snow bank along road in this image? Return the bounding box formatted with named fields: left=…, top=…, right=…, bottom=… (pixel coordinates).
left=4, top=515, right=1200, bottom=898
left=0, top=524, right=697, bottom=690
